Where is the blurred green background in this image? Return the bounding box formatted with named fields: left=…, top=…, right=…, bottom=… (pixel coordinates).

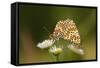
left=19, top=4, right=96, bottom=64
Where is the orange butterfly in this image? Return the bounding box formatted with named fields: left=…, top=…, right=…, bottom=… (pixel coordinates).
left=50, top=19, right=80, bottom=44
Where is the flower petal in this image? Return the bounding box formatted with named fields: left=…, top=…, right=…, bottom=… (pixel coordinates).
left=68, top=44, right=84, bottom=55
left=37, top=39, right=55, bottom=49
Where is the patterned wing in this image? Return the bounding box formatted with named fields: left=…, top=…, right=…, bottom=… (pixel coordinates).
left=51, top=19, right=80, bottom=44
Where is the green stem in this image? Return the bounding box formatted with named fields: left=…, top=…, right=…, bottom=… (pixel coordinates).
left=55, top=55, right=59, bottom=61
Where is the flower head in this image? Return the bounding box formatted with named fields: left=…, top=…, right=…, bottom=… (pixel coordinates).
left=37, top=39, right=55, bottom=49
left=68, top=44, right=84, bottom=55
left=49, top=45, right=62, bottom=56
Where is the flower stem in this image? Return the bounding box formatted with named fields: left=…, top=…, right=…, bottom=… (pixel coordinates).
left=55, top=55, right=59, bottom=61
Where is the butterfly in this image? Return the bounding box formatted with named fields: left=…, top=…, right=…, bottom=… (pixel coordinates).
left=49, top=19, right=84, bottom=55
left=50, top=19, right=80, bottom=44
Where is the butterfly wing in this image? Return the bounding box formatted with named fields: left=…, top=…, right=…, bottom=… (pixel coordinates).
left=52, top=19, right=80, bottom=44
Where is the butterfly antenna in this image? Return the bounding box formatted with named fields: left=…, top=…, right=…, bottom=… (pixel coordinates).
left=43, top=26, right=51, bottom=34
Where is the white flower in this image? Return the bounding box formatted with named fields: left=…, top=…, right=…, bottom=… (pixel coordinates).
left=49, top=45, right=62, bottom=55
left=37, top=39, right=55, bottom=49
left=68, top=44, right=84, bottom=55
